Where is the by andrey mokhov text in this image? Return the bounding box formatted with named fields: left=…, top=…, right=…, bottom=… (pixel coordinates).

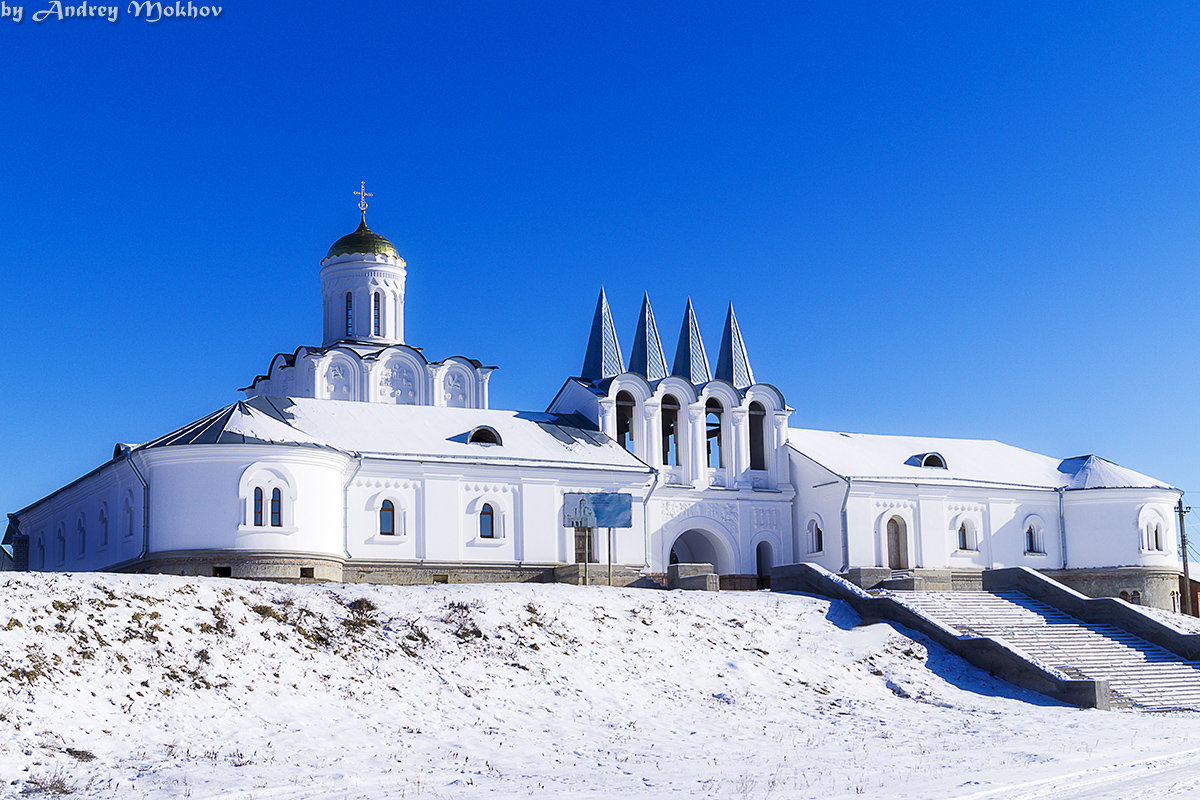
left=1, top=1, right=223, bottom=23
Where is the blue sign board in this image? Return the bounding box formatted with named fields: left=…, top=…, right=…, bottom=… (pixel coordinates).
left=562, top=493, right=633, bottom=528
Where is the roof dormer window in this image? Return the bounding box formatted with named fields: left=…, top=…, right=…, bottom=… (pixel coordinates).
left=918, top=452, right=946, bottom=469
left=467, top=426, right=502, bottom=445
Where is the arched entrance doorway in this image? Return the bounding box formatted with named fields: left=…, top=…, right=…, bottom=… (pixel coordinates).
left=755, top=541, right=773, bottom=589
left=668, top=528, right=726, bottom=574
left=886, top=516, right=908, bottom=570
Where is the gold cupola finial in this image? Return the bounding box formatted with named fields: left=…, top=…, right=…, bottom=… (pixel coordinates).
left=353, top=180, right=373, bottom=221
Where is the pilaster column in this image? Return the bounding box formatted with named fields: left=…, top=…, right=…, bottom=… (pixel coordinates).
left=598, top=397, right=617, bottom=440
left=773, top=413, right=790, bottom=487
left=731, top=407, right=750, bottom=490
left=688, top=403, right=707, bottom=489
left=642, top=401, right=661, bottom=466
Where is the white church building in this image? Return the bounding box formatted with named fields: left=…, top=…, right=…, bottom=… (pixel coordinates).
left=4, top=196, right=1186, bottom=608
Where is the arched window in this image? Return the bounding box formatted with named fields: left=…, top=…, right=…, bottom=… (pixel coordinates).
left=1131, top=590, right=1142, bottom=605
left=253, top=487, right=264, bottom=526
left=705, top=398, right=723, bottom=469
left=661, top=395, right=680, bottom=467
left=615, top=391, right=635, bottom=452
left=379, top=500, right=395, bottom=536
left=99, top=505, right=109, bottom=547
left=77, top=516, right=86, bottom=556
left=957, top=520, right=977, bottom=552
left=1138, top=506, right=1169, bottom=552
left=749, top=401, right=767, bottom=471
left=1024, top=521, right=1044, bottom=554
left=921, top=453, right=946, bottom=469
left=373, top=292, right=381, bottom=336
left=479, top=503, right=495, bottom=539
left=345, top=292, right=353, bottom=337
left=55, top=525, right=65, bottom=564
left=240, top=464, right=296, bottom=531
left=807, top=519, right=823, bottom=554
left=124, top=495, right=135, bottom=539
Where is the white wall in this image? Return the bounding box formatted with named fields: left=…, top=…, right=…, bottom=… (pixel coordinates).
left=345, top=461, right=652, bottom=567
left=1063, top=489, right=1181, bottom=569
left=18, top=457, right=144, bottom=572
left=787, top=448, right=846, bottom=572
left=144, top=446, right=351, bottom=559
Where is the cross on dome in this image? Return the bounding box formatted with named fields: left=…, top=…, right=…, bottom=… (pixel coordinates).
left=354, top=181, right=373, bottom=217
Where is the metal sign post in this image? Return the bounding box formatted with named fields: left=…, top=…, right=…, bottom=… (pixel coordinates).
left=608, top=527, right=613, bottom=587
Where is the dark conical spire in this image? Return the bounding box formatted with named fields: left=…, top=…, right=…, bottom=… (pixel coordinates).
left=671, top=298, right=711, bottom=384
left=628, top=293, right=668, bottom=382
left=714, top=303, right=755, bottom=390
left=580, top=287, right=625, bottom=382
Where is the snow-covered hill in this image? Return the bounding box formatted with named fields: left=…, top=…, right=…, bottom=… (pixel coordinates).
left=2, top=573, right=1199, bottom=800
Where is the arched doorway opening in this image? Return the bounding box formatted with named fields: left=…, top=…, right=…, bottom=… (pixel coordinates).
left=886, top=516, right=908, bottom=570
left=755, top=541, right=773, bottom=589
left=668, top=528, right=726, bottom=574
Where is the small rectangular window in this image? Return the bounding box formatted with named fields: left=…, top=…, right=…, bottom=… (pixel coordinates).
left=300, top=567, right=315, bottom=579
left=212, top=566, right=232, bottom=578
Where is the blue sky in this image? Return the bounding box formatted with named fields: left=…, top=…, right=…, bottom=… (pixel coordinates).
left=3, top=2, right=1200, bottom=527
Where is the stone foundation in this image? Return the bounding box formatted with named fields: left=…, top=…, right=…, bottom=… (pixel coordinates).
left=667, top=563, right=715, bottom=589
left=1043, top=567, right=1184, bottom=612
left=718, top=574, right=761, bottom=591
left=836, top=563, right=1181, bottom=612
left=125, top=551, right=348, bottom=584
left=552, top=564, right=663, bottom=588
left=123, top=551, right=577, bottom=586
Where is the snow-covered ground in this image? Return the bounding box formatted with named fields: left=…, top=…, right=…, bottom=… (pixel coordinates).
left=2, top=573, right=1199, bottom=799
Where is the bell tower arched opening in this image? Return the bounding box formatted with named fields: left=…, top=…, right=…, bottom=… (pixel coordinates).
left=668, top=528, right=730, bottom=574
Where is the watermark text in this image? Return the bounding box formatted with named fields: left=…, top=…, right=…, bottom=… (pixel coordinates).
left=3, top=1, right=224, bottom=23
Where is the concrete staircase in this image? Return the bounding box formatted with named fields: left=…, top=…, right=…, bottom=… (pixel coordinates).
left=893, top=590, right=1200, bottom=711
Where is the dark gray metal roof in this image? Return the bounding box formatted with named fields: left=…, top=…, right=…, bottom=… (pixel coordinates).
left=628, top=293, right=669, bottom=382
left=714, top=303, right=755, bottom=390
left=580, top=287, right=625, bottom=383
left=671, top=298, right=711, bottom=384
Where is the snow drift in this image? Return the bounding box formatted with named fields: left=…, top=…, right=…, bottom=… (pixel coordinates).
left=1, top=573, right=1199, bottom=799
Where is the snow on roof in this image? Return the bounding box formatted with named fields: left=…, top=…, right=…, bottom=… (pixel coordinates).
left=788, top=428, right=1175, bottom=491
left=142, top=397, right=652, bottom=473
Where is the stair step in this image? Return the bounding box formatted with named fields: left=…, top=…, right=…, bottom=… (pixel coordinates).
left=891, top=589, right=1200, bottom=710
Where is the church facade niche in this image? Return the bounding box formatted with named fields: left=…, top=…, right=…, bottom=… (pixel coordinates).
left=322, top=354, right=359, bottom=402
left=379, top=350, right=425, bottom=405
left=443, top=368, right=469, bottom=408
